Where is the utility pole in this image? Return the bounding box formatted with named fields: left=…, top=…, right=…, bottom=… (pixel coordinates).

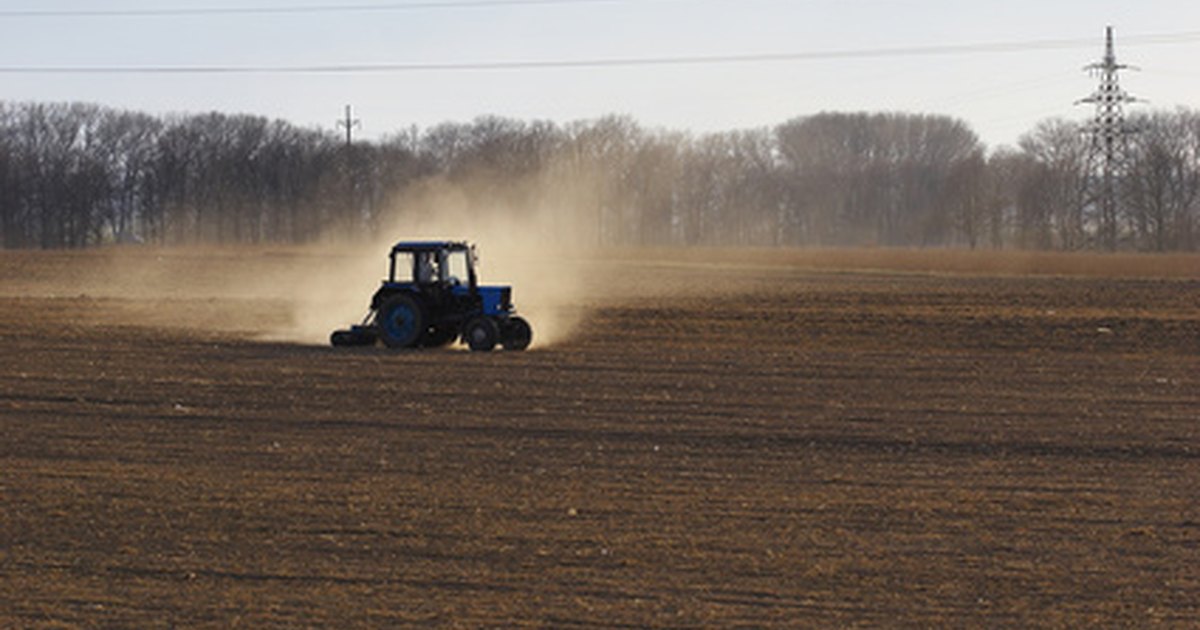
left=336, top=105, right=365, bottom=236
left=337, top=104, right=361, bottom=147
left=1076, top=26, right=1140, bottom=250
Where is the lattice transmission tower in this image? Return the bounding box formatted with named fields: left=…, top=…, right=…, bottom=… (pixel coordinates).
left=1076, top=26, right=1141, bottom=250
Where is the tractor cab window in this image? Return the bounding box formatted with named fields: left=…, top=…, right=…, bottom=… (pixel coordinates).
left=391, top=251, right=439, bottom=284
left=443, top=249, right=470, bottom=286
left=391, top=246, right=469, bottom=286
left=391, top=252, right=415, bottom=283
left=391, top=252, right=413, bottom=283
left=415, top=251, right=438, bottom=284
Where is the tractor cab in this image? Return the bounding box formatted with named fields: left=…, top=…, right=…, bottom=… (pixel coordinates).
left=388, top=240, right=476, bottom=290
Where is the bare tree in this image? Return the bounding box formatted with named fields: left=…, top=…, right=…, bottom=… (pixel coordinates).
left=557, top=116, right=643, bottom=246
left=1125, top=110, right=1200, bottom=251
left=775, top=112, right=984, bottom=247
left=0, top=103, right=18, bottom=247
left=1017, top=119, right=1090, bottom=249
left=945, top=151, right=988, bottom=248
left=982, top=148, right=1027, bottom=249
left=4, top=98, right=1199, bottom=253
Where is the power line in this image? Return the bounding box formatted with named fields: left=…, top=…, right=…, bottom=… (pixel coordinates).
left=1, top=31, right=1198, bottom=75
left=0, top=0, right=646, bottom=18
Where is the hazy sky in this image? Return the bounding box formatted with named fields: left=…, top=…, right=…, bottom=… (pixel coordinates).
left=2, top=0, right=1198, bottom=149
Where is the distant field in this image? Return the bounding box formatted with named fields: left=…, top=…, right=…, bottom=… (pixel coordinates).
left=1, top=246, right=1197, bottom=627
left=611, top=246, right=1200, bottom=279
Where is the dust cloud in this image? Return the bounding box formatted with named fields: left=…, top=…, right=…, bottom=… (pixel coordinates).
left=13, top=162, right=608, bottom=348
left=270, top=168, right=605, bottom=348
left=8, top=229, right=1196, bottom=349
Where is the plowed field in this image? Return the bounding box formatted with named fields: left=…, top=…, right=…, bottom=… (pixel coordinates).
left=2, top=247, right=1198, bottom=627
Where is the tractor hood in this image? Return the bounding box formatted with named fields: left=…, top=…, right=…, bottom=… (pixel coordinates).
left=476, top=285, right=513, bottom=316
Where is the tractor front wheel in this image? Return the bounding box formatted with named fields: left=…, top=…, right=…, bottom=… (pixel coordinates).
left=502, top=316, right=532, bottom=351
left=464, top=317, right=499, bottom=352
left=377, top=294, right=426, bottom=349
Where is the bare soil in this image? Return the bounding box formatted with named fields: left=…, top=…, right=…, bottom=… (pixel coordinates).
left=1, top=247, right=1198, bottom=628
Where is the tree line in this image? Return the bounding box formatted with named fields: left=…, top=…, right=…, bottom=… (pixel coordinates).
left=1, top=100, right=1197, bottom=251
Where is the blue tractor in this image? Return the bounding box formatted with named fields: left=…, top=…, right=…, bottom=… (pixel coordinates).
left=330, top=240, right=532, bottom=352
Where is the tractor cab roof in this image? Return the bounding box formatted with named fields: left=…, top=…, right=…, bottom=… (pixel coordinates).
left=390, top=240, right=470, bottom=254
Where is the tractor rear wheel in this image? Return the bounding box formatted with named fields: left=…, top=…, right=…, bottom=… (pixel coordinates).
left=377, top=294, right=426, bottom=348
left=502, top=316, right=532, bottom=351
left=464, top=316, right=499, bottom=352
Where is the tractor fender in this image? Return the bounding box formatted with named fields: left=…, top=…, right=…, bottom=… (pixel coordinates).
left=371, top=284, right=418, bottom=311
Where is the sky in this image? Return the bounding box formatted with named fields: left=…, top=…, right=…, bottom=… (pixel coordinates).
left=1, top=0, right=1198, bottom=149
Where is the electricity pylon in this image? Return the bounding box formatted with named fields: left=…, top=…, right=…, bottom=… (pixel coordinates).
left=1076, top=26, right=1140, bottom=250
